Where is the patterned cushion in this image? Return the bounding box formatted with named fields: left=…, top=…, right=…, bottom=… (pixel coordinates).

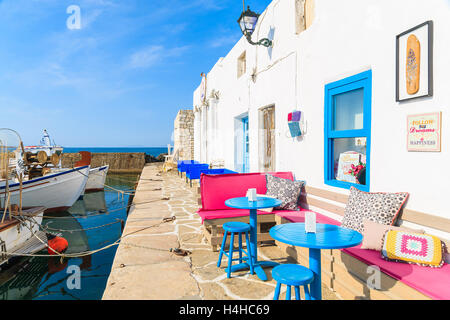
left=265, top=174, right=304, bottom=210
left=381, top=230, right=447, bottom=268
left=341, top=187, right=409, bottom=233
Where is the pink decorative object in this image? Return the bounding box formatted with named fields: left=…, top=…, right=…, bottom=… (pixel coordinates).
left=401, top=235, right=428, bottom=257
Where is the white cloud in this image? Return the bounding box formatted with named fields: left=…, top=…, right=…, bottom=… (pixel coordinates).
left=128, top=45, right=164, bottom=69
left=128, top=45, right=190, bottom=69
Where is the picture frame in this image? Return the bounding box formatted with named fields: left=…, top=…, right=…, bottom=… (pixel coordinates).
left=396, top=21, right=433, bottom=102
left=407, top=112, right=441, bottom=152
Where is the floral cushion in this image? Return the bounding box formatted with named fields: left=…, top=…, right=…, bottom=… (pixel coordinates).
left=265, top=174, right=304, bottom=210
left=381, top=230, right=447, bottom=268
left=341, top=187, right=409, bottom=233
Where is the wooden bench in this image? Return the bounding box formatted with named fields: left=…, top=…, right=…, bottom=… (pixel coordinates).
left=196, top=187, right=276, bottom=251
left=274, top=186, right=450, bottom=300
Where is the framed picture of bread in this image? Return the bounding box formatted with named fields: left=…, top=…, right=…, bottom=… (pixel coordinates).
left=396, top=21, right=433, bottom=102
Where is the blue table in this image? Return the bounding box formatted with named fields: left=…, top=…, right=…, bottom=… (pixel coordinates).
left=270, top=223, right=362, bottom=300
left=225, top=197, right=282, bottom=281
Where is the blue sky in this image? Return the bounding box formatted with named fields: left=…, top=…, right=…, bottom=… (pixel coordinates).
left=0, top=0, right=271, bottom=147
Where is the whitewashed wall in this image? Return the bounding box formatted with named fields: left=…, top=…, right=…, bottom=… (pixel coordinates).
left=192, top=0, right=450, bottom=221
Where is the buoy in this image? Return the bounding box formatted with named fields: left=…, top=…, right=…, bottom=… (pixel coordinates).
left=46, top=233, right=69, bottom=255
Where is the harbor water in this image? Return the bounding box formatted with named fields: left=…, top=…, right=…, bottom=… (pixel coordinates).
left=0, top=173, right=139, bottom=300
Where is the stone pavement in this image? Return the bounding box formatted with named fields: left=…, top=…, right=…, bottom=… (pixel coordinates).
left=102, top=163, right=338, bottom=300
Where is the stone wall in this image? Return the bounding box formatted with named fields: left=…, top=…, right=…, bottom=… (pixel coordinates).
left=61, top=152, right=146, bottom=173
left=173, top=110, right=194, bottom=160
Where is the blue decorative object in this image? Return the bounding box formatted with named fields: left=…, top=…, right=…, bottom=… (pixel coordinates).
left=272, top=264, right=314, bottom=300
left=288, top=111, right=302, bottom=137
left=269, top=223, right=363, bottom=300
left=288, top=121, right=302, bottom=137
left=217, top=221, right=254, bottom=278
left=224, top=197, right=282, bottom=281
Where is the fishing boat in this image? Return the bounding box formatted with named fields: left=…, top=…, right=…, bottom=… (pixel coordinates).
left=24, top=130, right=63, bottom=168
left=0, top=129, right=50, bottom=267
left=0, top=206, right=46, bottom=268
left=1, top=143, right=90, bottom=214
left=26, top=130, right=109, bottom=193
left=84, top=164, right=109, bottom=193
left=0, top=165, right=90, bottom=213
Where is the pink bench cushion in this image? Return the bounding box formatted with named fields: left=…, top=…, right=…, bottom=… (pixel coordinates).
left=275, top=209, right=450, bottom=300
left=199, top=171, right=294, bottom=211
left=197, top=209, right=274, bottom=223
left=343, top=246, right=450, bottom=300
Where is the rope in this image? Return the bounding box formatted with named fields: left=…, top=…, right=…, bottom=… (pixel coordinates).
left=0, top=215, right=180, bottom=260
left=43, top=219, right=123, bottom=233
left=0, top=167, right=180, bottom=260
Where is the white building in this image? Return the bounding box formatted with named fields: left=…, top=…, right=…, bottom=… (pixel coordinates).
left=192, top=0, right=449, bottom=228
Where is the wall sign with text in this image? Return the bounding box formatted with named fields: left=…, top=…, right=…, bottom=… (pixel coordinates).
left=407, top=112, right=441, bottom=152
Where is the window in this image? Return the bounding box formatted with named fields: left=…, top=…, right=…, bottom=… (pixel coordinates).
left=324, top=70, right=372, bottom=191
left=237, top=51, right=246, bottom=78
left=295, top=0, right=315, bottom=34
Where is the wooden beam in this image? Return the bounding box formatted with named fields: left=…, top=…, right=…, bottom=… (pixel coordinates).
left=301, top=196, right=345, bottom=216
left=400, top=208, right=450, bottom=233
left=304, top=186, right=348, bottom=204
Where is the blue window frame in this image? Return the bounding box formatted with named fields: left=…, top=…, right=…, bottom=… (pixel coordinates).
left=324, top=70, right=372, bottom=191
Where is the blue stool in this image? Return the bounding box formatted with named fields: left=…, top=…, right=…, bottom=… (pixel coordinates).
left=217, top=222, right=254, bottom=278
left=272, top=264, right=314, bottom=300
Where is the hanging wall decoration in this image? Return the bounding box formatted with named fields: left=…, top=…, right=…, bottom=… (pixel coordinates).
left=407, top=112, right=441, bottom=152
left=396, top=21, right=433, bottom=102
left=288, top=111, right=302, bottom=137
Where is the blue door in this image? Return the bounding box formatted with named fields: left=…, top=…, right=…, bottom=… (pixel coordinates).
left=242, top=117, right=249, bottom=173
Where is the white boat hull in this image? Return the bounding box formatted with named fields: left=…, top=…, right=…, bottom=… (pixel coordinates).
left=0, top=166, right=90, bottom=213
left=84, top=165, right=109, bottom=193
left=0, top=207, right=45, bottom=267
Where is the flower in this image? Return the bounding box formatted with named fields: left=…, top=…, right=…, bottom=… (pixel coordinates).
left=348, top=162, right=366, bottom=177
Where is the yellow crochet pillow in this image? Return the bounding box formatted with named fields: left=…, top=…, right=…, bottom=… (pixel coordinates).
left=381, top=230, right=446, bottom=268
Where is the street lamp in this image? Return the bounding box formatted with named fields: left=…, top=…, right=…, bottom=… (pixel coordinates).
left=237, top=5, right=272, bottom=47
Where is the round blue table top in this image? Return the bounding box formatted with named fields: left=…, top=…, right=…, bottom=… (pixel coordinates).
left=269, top=223, right=363, bottom=250
left=225, top=197, right=282, bottom=210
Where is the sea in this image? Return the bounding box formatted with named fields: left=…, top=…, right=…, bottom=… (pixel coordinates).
left=0, top=147, right=168, bottom=300
left=0, top=173, right=139, bottom=300
left=63, top=147, right=168, bottom=157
